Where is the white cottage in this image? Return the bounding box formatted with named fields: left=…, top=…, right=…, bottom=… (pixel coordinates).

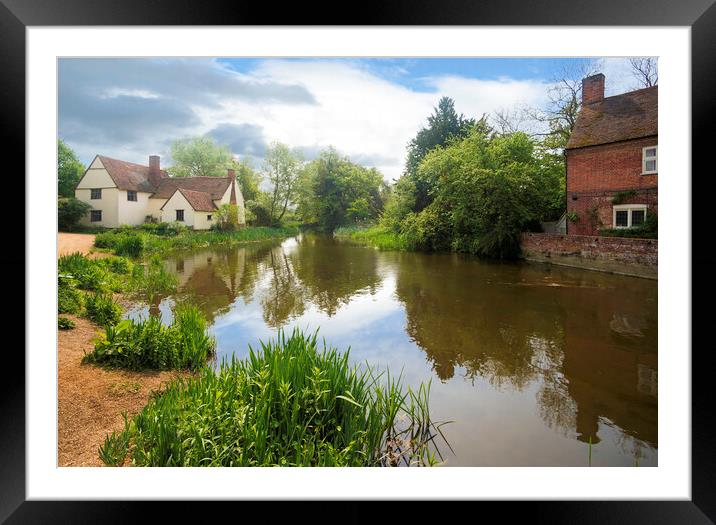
left=74, top=155, right=245, bottom=229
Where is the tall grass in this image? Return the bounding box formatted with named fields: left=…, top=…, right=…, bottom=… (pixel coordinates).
left=85, top=292, right=122, bottom=326
left=335, top=225, right=409, bottom=251
left=58, top=252, right=132, bottom=293
left=84, top=304, right=215, bottom=371
left=94, top=225, right=299, bottom=257
left=129, top=255, right=178, bottom=303
left=98, top=329, right=450, bottom=467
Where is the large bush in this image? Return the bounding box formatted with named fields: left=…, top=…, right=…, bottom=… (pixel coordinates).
left=58, top=197, right=91, bottom=231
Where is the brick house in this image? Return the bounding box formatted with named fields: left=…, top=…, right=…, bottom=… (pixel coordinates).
left=565, top=74, right=657, bottom=235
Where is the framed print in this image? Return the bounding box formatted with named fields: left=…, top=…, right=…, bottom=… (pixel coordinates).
left=5, top=0, right=715, bottom=521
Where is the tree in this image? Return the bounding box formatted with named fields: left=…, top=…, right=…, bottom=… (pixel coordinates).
left=231, top=157, right=262, bottom=202
left=58, top=197, right=91, bottom=231
left=402, top=128, right=553, bottom=258
left=262, top=141, right=303, bottom=224
left=58, top=140, right=85, bottom=197
left=404, top=97, right=484, bottom=211
left=168, top=136, right=233, bottom=178
left=296, top=148, right=387, bottom=232
left=629, top=58, right=658, bottom=88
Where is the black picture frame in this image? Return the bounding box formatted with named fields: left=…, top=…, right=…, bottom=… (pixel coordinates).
left=4, top=0, right=714, bottom=521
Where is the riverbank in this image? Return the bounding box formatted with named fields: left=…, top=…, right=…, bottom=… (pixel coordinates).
left=58, top=313, right=193, bottom=466
left=334, top=225, right=408, bottom=251
left=93, top=225, right=300, bottom=257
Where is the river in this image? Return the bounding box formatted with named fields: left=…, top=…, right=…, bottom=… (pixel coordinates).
left=127, top=233, right=658, bottom=467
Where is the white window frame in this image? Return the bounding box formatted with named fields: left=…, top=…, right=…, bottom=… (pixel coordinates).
left=613, top=204, right=647, bottom=228
left=642, top=145, right=658, bottom=175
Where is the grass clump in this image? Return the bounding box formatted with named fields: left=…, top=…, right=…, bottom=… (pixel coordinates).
left=335, top=225, right=409, bottom=251
left=85, top=292, right=122, bottom=327
left=58, top=274, right=83, bottom=314
left=58, top=316, right=76, bottom=330
left=58, top=252, right=132, bottom=293
left=94, top=226, right=299, bottom=257
left=84, top=304, right=215, bottom=371
left=98, top=328, right=449, bottom=467
left=129, top=255, right=178, bottom=303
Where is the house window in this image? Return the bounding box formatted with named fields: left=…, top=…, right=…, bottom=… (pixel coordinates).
left=90, top=210, right=102, bottom=222
left=127, top=190, right=137, bottom=201
left=176, top=259, right=184, bottom=273
left=642, top=146, right=657, bottom=174
left=613, top=204, right=647, bottom=228
left=90, top=188, right=102, bottom=200
left=176, top=209, right=184, bottom=222
left=207, top=214, right=212, bottom=221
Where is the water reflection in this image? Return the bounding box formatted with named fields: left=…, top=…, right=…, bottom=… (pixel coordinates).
left=129, top=233, right=657, bottom=465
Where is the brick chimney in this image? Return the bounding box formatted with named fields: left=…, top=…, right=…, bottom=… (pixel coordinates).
left=582, top=73, right=605, bottom=105
left=228, top=169, right=237, bottom=204
left=149, top=155, right=160, bottom=173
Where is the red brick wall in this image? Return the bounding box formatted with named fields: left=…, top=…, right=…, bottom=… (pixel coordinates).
left=566, top=137, right=658, bottom=235
left=521, top=233, right=658, bottom=272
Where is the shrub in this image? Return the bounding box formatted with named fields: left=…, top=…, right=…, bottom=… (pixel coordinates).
left=129, top=256, right=177, bottom=302
left=85, top=292, right=122, bottom=326
left=114, top=234, right=145, bottom=257
left=58, top=317, right=76, bottom=330
left=84, top=304, right=215, bottom=371
left=58, top=197, right=92, bottom=231
left=212, top=204, right=240, bottom=232
left=600, top=212, right=657, bottom=239
left=58, top=274, right=83, bottom=314
left=98, top=328, right=449, bottom=467
left=246, top=200, right=273, bottom=227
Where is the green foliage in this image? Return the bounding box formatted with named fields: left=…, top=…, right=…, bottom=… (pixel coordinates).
left=296, top=148, right=387, bottom=232
left=336, top=225, right=409, bottom=251
left=58, top=317, right=76, bottom=330
left=98, top=328, right=448, bottom=467
left=263, top=141, right=303, bottom=224
left=601, top=212, right=658, bottom=239
left=59, top=253, right=114, bottom=292
left=384, top=129, right=547, bottom=258
left=58, top=140, right=85, bottom=198
left=232, top=158, right=262, bottom=202
left=245, top=200, right=273, bottom=226
left=95, top=226, right=298, bottom=256
left=611, top=190, right=638, bottom=205
left=211, top=204, right=240, bottom=232
left=405, top=97, right=488, bottom=212
left=58, top=273, right=83, bottom=314
left=84, top=304, right=216, bottom=371
left=129, top=256, right=178, bottom=303
left=58, top=197, right=92, bottom=231
left=168, top=136, right=233, bottom=178
left=85, top=292, right=122, bottom=327
left=114, top=234, right=145, bottom=257
left=566, top=211, right=579, bottom=223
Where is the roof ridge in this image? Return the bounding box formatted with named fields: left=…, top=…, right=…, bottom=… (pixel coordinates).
left=599, top=85, right=658, bottom=102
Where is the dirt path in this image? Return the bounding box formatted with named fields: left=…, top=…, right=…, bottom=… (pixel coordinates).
left=57, top=315, right=191, bottom=466
left=58, top=233, right=101, bottom=258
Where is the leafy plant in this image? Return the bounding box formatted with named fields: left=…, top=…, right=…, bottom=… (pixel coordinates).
left=58, top=198, right=92, bottom=231
left=58, top=316, right=76, bottom=330
left=85, top=292, right=122, bottom=326
left=98, top=328, right=450, bottom=467
left=566, top=211, right=579, bottom=223
left=84, top=304, right=215, bottom=371
left=58, top=273, right=83, bottom=314
left=611, top=190, right=637, bottom=205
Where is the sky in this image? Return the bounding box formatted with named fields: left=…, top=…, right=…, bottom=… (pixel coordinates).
left=58, top=57, right=651, bottom=181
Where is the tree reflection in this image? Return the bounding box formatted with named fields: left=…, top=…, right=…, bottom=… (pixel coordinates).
left=394, top=252, right=658, bottom=448
left=289, top=234, right=382, bottom=317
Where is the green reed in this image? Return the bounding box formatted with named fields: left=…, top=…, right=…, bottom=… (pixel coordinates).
left=99, top=328, right=450, bottom=467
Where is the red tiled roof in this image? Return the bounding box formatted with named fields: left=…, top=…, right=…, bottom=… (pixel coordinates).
left=160, top=188, right=218, bottom=212
left=566, top=86, right=657, bottom=150
left=97, top=155, right=169, bottom=192
left=151, top=176, right=232, bottom=200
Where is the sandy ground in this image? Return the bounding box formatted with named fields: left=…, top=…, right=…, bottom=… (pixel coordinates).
left=58, top=233, right=104, bottom=258
left=57, top=314, right=191, bottom=466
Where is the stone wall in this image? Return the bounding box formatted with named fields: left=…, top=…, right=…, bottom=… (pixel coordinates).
left=520, top=233, right=658, bottom=279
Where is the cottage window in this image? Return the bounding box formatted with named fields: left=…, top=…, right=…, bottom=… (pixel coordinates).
left=90, top=210, right=102, bottom=222
left=176, top=209, right=184, bottom=222
left=613, top=204, right=647, bottom=228
left=90, top=188, right=102, bottom=200
left=127, top=190, right=137, bottom=201
left=642, top=146, right=657, bottom=174
left=207, top=214, right=212, bottom=221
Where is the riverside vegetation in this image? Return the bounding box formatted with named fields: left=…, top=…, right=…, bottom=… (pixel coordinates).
left=99, top=329, right=449, bottom=467
left=58, top=253, right=447, bottom=467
